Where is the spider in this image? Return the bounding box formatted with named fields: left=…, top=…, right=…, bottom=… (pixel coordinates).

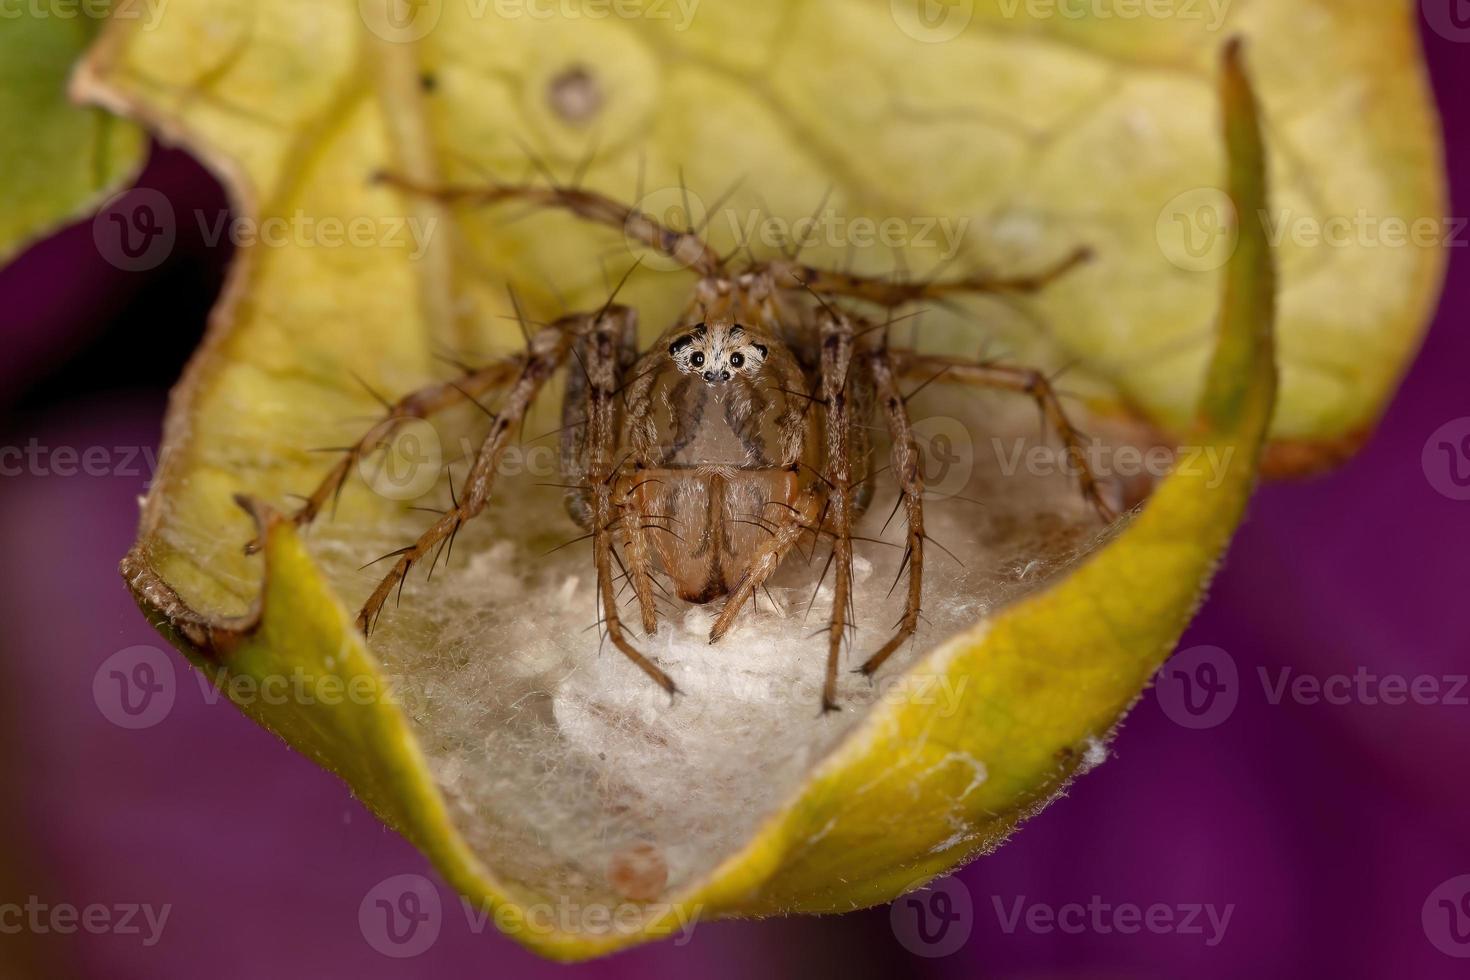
left=273, top=174, right=1115, bottom=711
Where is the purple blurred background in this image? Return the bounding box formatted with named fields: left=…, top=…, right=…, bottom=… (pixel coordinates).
left=2, top=20, right=1468, bottom=980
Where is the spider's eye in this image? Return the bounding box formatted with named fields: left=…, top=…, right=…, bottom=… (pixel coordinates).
left=729, top=352, right=744, bottom=369
left=691, top=352, right=705, bottom=367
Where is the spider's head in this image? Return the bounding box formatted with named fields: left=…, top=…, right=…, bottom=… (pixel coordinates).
left=668, top=321, right=769, bottom=386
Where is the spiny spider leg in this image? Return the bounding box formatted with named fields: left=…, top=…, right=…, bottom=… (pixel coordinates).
left=572, top=309, right=679, bottom=696
left=761, top=246, right=1091, bottom=307
left=891, top=351, right=1118, bottom=522
left=857, top=348, right=927, bottom=680
left=356, top=318, right=577, bottom=635
left=815, top=309, right=864, bottom=712
left=617, top=488, right=663, bottom=635
left=245, top=358, right=525, bottom=554
left=707, top=484, right=826, bottom=645
left=373, top=172, right=723, bottom=276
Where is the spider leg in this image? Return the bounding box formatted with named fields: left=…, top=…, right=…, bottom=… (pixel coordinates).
left=374, top=172, right=723, bottom=276
left=355, top=319, right=577, bottom=635
left=856, top=349, right=925, bottom=680
left=891, top=350, right=1118, bottom=522
left=707, top=484, right=825, bottom=644
left=815, top=309, right=862, bottom=712
left=761, top=246, right=1091, bottom=307
left=246, top=357, right=525, bottom=554
left=573, top=309, right=678, bottom=696
left=617, top=487, right=662, bottom=636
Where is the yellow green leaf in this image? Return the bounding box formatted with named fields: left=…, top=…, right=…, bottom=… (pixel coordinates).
left=0, top=3, right=144, bottom=263
left=75, top=0, right=1438, bottom=464
left=102, top=4, right=1277, bottom=961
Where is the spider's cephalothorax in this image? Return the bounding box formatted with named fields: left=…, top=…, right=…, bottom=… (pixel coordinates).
left=283, top=173, right=1113, bottom=710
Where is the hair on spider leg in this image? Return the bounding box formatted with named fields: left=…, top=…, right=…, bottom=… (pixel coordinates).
left=691, top=174, right=747, bottom=237
left=924, top=531, right=966, bottom=569
left=541, top=531, right=596, bottom=558
left=567, top=132, right=604, bottom=192
left=902, top=363, right=953, bottom=405
left=879, top=493, right=906, bottom=537
left=347, top=370, right=395, bottom=411
left=781, top=185, right=834, bottom=263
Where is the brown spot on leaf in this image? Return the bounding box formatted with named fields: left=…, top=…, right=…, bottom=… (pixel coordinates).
left=547, top=64, right=603, bottom=126
left=608, top=842, right=667, bottom=902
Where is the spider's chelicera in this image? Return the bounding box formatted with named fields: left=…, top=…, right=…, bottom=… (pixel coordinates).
left=273, top=174, right=1114, bottom=711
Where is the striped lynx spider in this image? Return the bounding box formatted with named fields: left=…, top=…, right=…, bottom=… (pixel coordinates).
left=277, top=175, right=1114, bottom=711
